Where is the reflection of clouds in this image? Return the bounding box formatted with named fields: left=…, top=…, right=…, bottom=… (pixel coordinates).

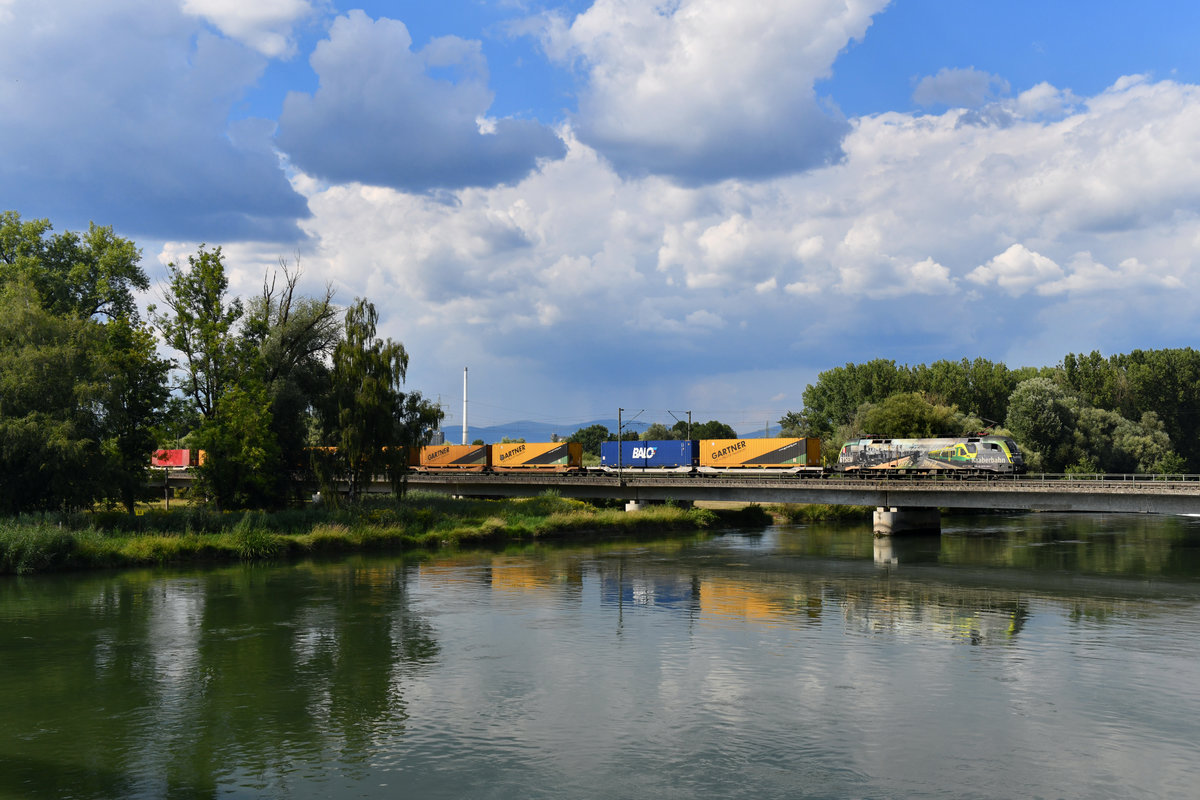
left=145, top=580, right=206, bottom=694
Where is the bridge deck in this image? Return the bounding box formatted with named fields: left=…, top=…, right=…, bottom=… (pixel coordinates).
left=156, top=470, right=1200, bottom=515
left=401, top=473, right=1200, bottom=515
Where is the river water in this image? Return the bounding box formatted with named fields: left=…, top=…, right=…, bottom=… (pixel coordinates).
left=2, top=512, right=1200, bottom=799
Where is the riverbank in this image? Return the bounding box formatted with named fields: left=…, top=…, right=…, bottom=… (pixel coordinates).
left=0, top=492, right=772, bottom=575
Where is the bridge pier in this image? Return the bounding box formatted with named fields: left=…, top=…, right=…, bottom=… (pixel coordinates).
left=873, top=506, right=941, bottom=536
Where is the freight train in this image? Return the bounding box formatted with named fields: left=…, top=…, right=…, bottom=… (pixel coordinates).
left=414, top=435, right=1026, bottom=476
left=152, top=434, right=1026, bottom=478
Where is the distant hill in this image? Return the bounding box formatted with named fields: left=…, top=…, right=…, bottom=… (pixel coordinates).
left=436, top=419, right=782, bottom=443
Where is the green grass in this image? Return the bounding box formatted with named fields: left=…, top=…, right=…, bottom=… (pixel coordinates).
left=0, top=493, right=768, bottom=575
left=767, top=503, right=873, bottom=523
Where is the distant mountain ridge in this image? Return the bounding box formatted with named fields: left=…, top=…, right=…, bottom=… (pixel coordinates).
left=436, top=419, right=782, bottom=443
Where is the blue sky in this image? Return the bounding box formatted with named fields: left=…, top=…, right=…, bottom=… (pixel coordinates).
left=4, top=1, right=1200, bottom=436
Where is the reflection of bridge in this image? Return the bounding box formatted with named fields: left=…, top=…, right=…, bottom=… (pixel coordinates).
left=402, top=473, right=1200, bottom=534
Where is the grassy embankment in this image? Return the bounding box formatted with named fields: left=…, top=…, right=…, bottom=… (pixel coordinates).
left=762, top=503, right=873, bottom=523
left=0, top=492, right=772, bottom=575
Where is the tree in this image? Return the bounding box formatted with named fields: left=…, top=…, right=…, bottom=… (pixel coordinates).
left=912, top=357, right=1017, bottom=425
left=1005, top=378, right=1076, bottom=472
left=0, top=279, right=104, bottom=512
left=192, top=382, right=281, bottom=510
left=97, top=315, right=170, bottom=513
left=568, top=424, right=610, bottom=455
left=331, top=299, right=409, bottom=500
left=778, top=410, right=823, bottom=438
left=150, top=246, right=245, bottom=420
left=640, top=422, right=677, bottom=441
left=392, top=391, right=445, bottom=493
left=692, top=420, right=738, bottom=439
left=853, top=392, right=964, bottom=439
left=0, top=214, right=168, bottom=513
left=242, top=259, right=341, bottom=498
left=797, top=358, right=912, bottom=435
left=0, top=211, right=147, bottom=320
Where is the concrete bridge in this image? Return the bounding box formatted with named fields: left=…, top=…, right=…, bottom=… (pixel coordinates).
left=402, top=472, right=1200, bottom=534
left=157, top=469, right=1200, bottom=534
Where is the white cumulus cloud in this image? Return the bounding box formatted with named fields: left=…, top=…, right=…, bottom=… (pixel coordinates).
left=969, top=244, right=1063, bottom=296
left=537, top=0, right=889, bottom=183
left=182, top=0, right=314, bottom=58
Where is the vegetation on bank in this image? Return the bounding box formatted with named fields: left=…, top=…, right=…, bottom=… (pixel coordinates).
left=0, top=493, right=772, bottom=575
left=767, top=503, right=873, bottom=523
left=779, top=354, right=1193, bottom=474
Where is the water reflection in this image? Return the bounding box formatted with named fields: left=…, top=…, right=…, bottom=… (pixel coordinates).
left=0, top=561, right=439, bottom=799
left=0, top=513, right=1198, bottom=798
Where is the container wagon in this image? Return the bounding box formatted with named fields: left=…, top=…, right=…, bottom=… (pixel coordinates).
left=699, top=438, right=822, bottom=473
left=490, top=442, right=583, bottom=472
left=151, top=449, right=203, bottom=469
left=416, top=444, right=489, bottom=471
left=599, top=440, right=700, bottom=472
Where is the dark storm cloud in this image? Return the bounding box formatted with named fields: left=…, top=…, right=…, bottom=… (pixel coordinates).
left=0, top=1, right=309, bottom=242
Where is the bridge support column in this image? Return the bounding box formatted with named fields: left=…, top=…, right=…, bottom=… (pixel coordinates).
left=873, top=506, right=940, bottom=536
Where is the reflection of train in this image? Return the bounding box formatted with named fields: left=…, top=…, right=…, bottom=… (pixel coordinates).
left=154, top=434, right=1027, bottom=477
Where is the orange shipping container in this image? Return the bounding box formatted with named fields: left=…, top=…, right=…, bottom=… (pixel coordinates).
left=700, top=437, right=821, bottom=468
left=489, top=442, right=582, bottom=471
left=419, top=444, right=489, bottom=471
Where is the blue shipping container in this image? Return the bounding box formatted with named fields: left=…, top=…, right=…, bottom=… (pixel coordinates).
left=600, top=440, right=699, bottom=469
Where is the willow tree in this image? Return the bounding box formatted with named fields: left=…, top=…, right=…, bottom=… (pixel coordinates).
left=331, top=299, right=408, bottom=500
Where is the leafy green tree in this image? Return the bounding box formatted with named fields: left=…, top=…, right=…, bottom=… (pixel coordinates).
left=797, top=359, right=912, bottom=435
left=331, top=299, right=409, bottom=500
left=568, top=424, right=611, bottom=455
left=150, top=245, right=245, bottom=420
left=242, top=261, right=341, bottom=496
left=0, top=211, right=147, bottom=320
left=391, top=391, right=446, bottom=494
left=1068, top=405, right=1178, bottom=474
left=1005, top=378, right=1076, bottom=472
left=913, top=357, right=1016, bottom=425
left=641, top=422, right=677, bottom=441
left=0, top=279, right=104, bottom=511
left=97, top=315, right=170, bottom=513
left=1119, top=349, right=1200, bottom=470
left=778, top=409, right=823, bottom=438
left=1062, top=350, right=1126, bottom=412
left=0, top=214, right=168, bottom=513
left=1060, top=348, right=1200, bottom=470
left=692, top=420, right=738, bottom=439
left=853, top=392, right=964, bottom=438
left=192, top=382, right=281, bottom=510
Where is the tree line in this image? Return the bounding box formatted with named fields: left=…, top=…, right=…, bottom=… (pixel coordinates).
left=0, top=212, right=442, bottom=514
left=779, top=355, right=1193, bottom=474
left=566, top=420, right=738, bottom=459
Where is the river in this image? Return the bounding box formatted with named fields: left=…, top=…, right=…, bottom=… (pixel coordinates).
left=2, top=512, right=1199, bottom=799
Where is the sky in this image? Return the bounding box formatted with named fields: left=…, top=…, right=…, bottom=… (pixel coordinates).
left=4, top=0, right=1200, bottom=437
